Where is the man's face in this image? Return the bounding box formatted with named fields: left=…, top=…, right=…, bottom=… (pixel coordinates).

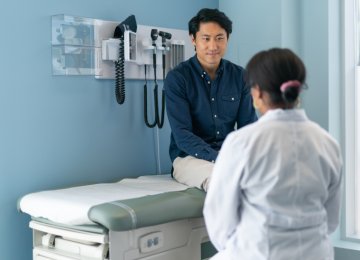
left=191, top=22, right=228, bottom=71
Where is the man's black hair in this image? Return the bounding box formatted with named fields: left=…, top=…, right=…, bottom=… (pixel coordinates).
left=188, top=8, right=232, bottom=38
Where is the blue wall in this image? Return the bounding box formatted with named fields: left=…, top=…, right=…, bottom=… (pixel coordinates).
left=220, top=0, right=329, bottom=130
left=222, top=0, right=282, bottom=66
left=0, top=1, right=217, bottom=259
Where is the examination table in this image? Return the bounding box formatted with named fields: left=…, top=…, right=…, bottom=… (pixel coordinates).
left=18, top=175, right=216, bottom=260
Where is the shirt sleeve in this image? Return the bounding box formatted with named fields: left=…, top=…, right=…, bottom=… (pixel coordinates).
left=203, top=133, right=244, bottom=250
left=324, top=152, right=343, bottom=234
left=237, top=72, right=258, bottom=128
left=165, top=70, right=218, bottom=162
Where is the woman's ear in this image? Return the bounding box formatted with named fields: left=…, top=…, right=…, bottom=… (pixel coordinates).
left=251, top=85, right=261, bottom=99
left=251, top=85, right=267, bottom=114
left=251, top=85, right=260, bottom=109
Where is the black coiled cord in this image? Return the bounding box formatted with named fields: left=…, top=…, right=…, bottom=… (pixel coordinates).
left=159, top=90, right=165, bottom=128
left=144, top=66, right=157, bottom=127
left=154, top=87, right=165, bottom=128
left=157, top=52, right=166, bottom=128
left=115, top=35, right=125, bottom=104
left=143, top=65, right=166, bottom=129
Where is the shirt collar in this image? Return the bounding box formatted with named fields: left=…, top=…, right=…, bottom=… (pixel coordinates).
left=191, top=55, right=225, bottom=79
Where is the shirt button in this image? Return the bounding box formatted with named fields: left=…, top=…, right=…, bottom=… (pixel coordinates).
left=195, top=153, right=198, bottom=157
left=211, top=98, right=215, bottom=101
left=214, top=115, right=217, bottom=118
left=231, top=97, right=235, bottom=101
left=208, top=81, right=211, bottom=84
left=216, top=131, right=220, bottom=135
left=211, top=160, right=215, bottom=163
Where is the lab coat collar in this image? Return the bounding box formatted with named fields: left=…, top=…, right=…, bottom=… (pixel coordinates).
left=259, top=108, right=308, bottom=123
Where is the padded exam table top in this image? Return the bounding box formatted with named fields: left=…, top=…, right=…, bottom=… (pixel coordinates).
left=19, top=175, right=206, bottom=231
left=89, top=188, right=205, bottom=231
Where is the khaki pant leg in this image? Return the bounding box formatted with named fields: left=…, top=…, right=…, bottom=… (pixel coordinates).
left=173, top=156, right=214, bottom=191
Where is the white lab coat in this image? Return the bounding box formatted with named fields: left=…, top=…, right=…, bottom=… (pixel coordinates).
left=204, top=109, right=342, bottom=260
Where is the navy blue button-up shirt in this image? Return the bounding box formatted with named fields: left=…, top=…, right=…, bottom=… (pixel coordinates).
left=164, top=55, right=257, bottom=163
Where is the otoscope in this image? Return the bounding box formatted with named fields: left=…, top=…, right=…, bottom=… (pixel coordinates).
left=144, top=29, right=159, bottom=128
left=151, top=29, right=159, bottom=82
left=150, top=29, right=162, bottom=127
left=159, top=31, right=172, bottom=79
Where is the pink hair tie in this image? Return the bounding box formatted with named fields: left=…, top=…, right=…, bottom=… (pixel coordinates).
left=280, top=80, right=301, bottom=92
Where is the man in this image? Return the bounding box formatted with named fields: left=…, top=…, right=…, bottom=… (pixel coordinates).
left=164, top=8, right=257, bottom=191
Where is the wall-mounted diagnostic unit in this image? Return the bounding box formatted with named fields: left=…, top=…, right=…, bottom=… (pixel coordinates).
left=51, top=14, right=194, bottom=80
left=51, top=14, right=194, bottom=127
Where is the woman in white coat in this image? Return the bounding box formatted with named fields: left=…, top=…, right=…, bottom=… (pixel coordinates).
left=203, top=48, right=343, bottom=260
